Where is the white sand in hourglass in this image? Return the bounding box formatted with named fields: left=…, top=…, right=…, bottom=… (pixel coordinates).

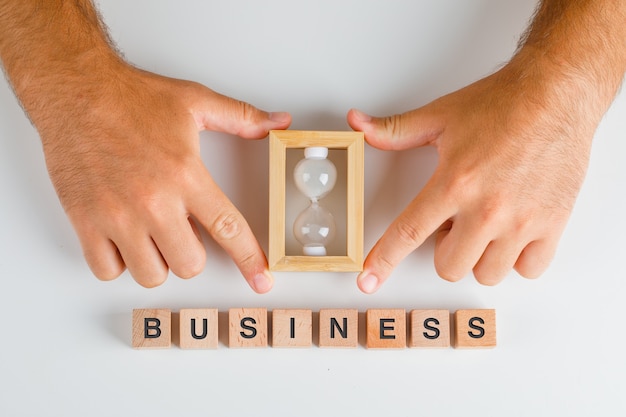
left=293, top=147, right=337, bottom=256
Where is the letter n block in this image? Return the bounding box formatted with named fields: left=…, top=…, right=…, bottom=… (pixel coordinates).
left=228, top=308, right=268, bottom=348
left=132, top=309, right=171, bottom=349
left=272, top=309, right=312, bottom=348
left=454, top=309, right=496, bottom=349
left=366, top=309, right=406, bottom=349
left=179, top=308, right=219, bottom=349
left=318, top=309, right=358, bottom=348
left=409, top=309, right=451, bottom=348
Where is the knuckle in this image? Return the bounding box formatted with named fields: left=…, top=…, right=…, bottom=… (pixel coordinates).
left=174, top=252, right=206, bottom=279
left=211, top=211, right=244, bottom=241
left=394, top=220, right=424, bottom=248
left=383, top=114, right=404, bottom=139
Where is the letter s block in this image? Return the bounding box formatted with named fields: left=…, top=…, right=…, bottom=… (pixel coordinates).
left=132, top=309, right=171, bottom=349
left=228, top=308, right=268, bottom=348
left=454, top=309, right=496, bottom=349
left=409, top=309, right=451, bottom=348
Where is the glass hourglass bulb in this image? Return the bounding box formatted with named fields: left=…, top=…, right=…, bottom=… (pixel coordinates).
left=293, top=147, right=337, bottom=201
left=293, top=201, right=336, bottom=256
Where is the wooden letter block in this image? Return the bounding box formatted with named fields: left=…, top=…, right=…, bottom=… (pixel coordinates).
left=272, top=309, right=312, bottom=348
left=454, top=309, right=496, bottom=349
left=366, top=309, right=406, bottom=349
left=409, top=310, right=451, bottom=348
left=318, top=309, right=358, bottom=348
left=228, top=308, right=268, bottom=348
left=132, top=309, right=171, bottom=349
left=179, top=308, right=219, bottom=349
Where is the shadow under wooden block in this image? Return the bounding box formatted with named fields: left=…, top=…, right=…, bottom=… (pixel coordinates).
left=132, top=309, right=171, bottom=349
left=366, top=309, right=406, bottom=349
left=318, top=308, right=359, bottom=348
left=228, top=308, right=268, bottom=348
left=179, top=309, right=219, bottom=349
left=453, top=309, right=496, bottom=349
left=409, top=309, right=451, bottom=349
left=268, top=130, right=364, bottom=272
left=272, top=309, right=312, bottom=348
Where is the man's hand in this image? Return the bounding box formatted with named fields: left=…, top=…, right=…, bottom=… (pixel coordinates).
left=349, top=0, right=626, bottom=293
left=44, top=66, right=290, bottom=291
left=0, top=0, right=291, bottom=291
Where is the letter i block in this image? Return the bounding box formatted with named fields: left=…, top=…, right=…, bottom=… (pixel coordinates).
left=318, top=309, right=358, bottom=348
left=179, top=309, right=219, bottom=349
left=409, top=309, right=451, bottom=348
left=132, top=309, right=171, bottom=349
left=366, top=309, right=406, bottom=349
left=272, top=309, right=312, bottom=348
left=228, top=308, right=268, bottom=348
left=454, top=309, right=496, bottom=349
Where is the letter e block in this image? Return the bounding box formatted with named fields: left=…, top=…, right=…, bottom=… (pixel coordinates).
left=272, top=309, right=312, bottom=348
left=228, top=308, right=268, bottom=348
left=179, top=308, right=219, bottom=349
left=409, top=309, right=451, bottom=348
left=454, top=309, right=496, bottom=349
left=319, top=309, right=358, bottom=348
left=366, top=309, right=406, bottom=349
left=132, top=309, right=171, bottom=349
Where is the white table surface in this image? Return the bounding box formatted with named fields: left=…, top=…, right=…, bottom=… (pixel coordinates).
left=1, top=1, right=624, bottom=416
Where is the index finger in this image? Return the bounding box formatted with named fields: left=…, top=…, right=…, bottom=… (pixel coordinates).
left=188, top=175, right=274, bottom=294
left=357, top=177, right=456, bottom=293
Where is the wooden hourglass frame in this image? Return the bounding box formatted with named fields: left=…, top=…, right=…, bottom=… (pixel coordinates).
left=268, top=130, right=364, bottom=272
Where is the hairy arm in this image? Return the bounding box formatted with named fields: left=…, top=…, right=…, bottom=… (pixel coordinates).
left=348, top=0, right=626, bottom=292
left=0, top=0, right=291, bottom=291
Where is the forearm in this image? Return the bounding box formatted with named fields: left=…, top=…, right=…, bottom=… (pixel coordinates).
left=512, top=0, right=626, bottom=119
left=0, top=0, right=125, bottom=125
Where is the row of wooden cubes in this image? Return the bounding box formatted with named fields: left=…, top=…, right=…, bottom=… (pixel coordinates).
left=133, top=308, right=496, bottom=349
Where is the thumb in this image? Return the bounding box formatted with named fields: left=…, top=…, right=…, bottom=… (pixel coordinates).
left=192, top=86, right=291, bottom=139
left=347, top=106, right=443, bottom=151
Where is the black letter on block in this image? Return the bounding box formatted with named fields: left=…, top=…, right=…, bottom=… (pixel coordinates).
left=380, top=318, right=396, bottom=339
left=144, top=318, right=161, bottom=339
left=330, top=317, right=348, bottom=339
left=468, top=317, right=485, bottom=339
left=423, top=318, right=441, bottom=340
left=191, top=318, right=208, bottom=340
left=240, top=317, right=257, bottom=339
left=290, top=317, right=296, bottom=339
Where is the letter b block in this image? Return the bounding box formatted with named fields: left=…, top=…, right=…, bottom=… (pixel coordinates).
left=228, top=308, right=268, bottom=348
left=366, top=309, right=406, bottom=349
left=132, top=309, right=171, bottom=349
left=454, top=309, right=496, bottom=349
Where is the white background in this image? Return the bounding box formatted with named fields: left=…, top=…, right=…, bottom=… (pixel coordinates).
left=1, top=1, right=625, bottom=416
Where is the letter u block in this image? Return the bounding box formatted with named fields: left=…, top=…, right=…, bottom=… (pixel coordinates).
left=228, top=308, right=268, bottom=348
left=366, top=309, right=406, bottom=349
left=132, top=309, right=171, bottom=349
left=454, top=309, right=496, bottom=349
left=179, top=308, right=219, bottom=349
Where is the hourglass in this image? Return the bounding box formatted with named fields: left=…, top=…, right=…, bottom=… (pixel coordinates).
left=268, top=130, right=364, bottom=272
left=293, top=147, right=337, bottom=256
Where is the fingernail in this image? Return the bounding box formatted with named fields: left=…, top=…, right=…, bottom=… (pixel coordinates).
left=252, top=271, right=273, bottom=293
left=268, top=111, right=290, bottom=124
left=358, top=273, right=379, bottom=294
left=351, top=109, right=372, bottom=123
